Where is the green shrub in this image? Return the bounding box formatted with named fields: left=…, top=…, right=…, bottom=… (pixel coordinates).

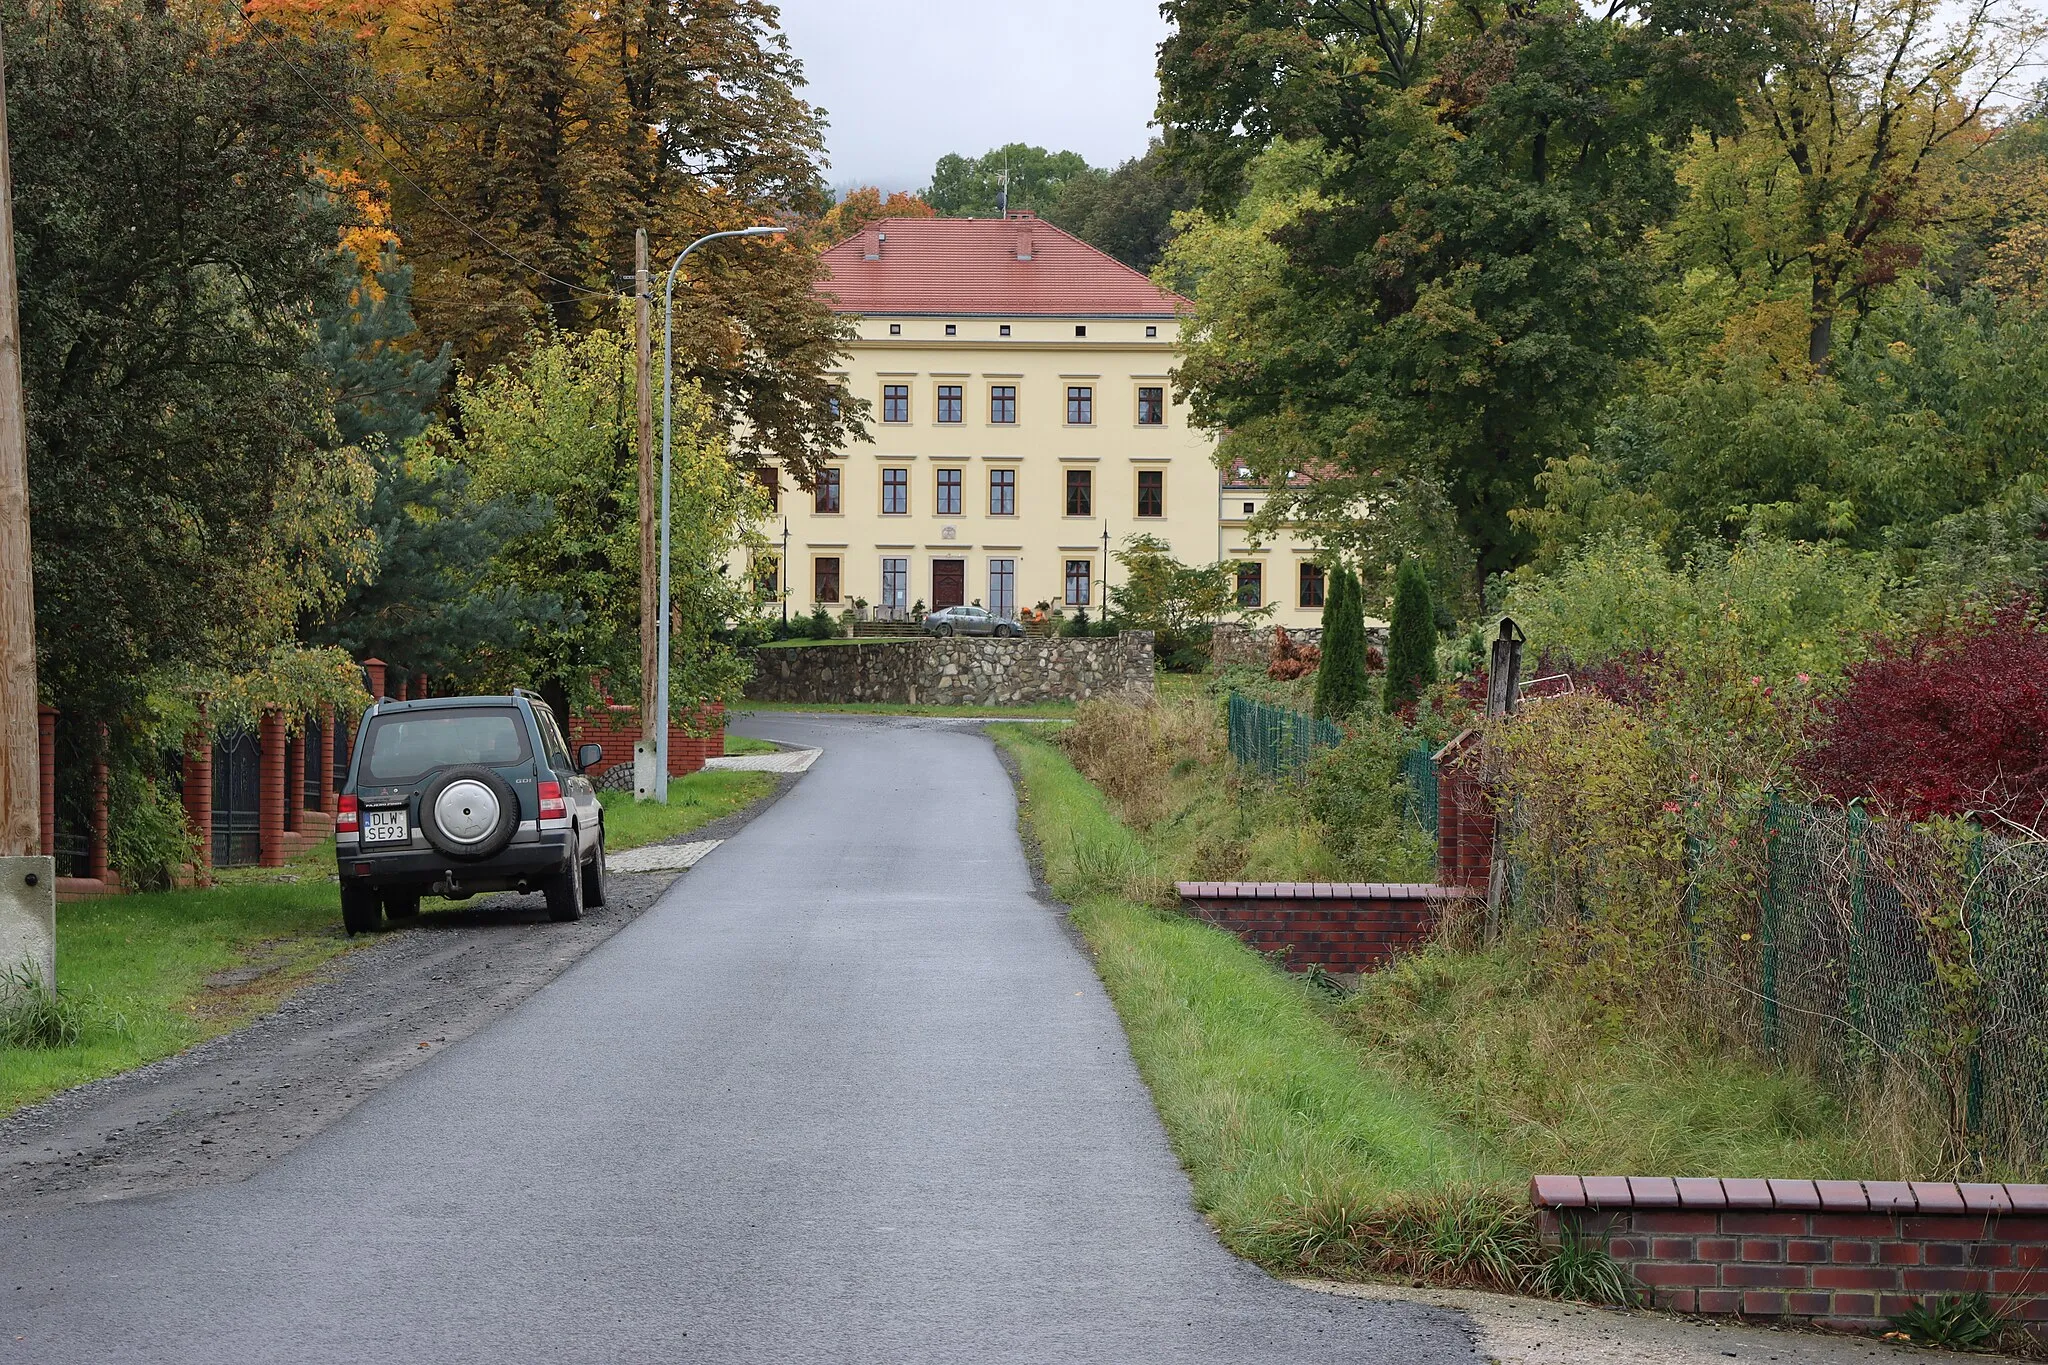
left=1303, top=718, right=1433, bottom=879
left=1315, top=567, right=1366, bottom=718
left=109, top=765, right=198, bottom=893
left=1887, top=1293, right=2013, bottom=1352
left=1384, top=559, right=1438, bottom=712
left=804, top=605, right=838, bottom=640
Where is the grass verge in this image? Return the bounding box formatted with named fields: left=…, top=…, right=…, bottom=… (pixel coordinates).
left=1, top=881, right=355, bottom=1117
left=599, top=770, right=774, bottom=851
left=722, top=734, right=780, bottom=757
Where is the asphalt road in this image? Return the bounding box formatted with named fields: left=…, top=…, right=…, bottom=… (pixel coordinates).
left=1, top=714, right=1479, bottom=1364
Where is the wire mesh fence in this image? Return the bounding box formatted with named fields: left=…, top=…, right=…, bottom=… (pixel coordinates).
left=1401, top=740, right=1439, bottom=837
left=1226, top=692, right=1342, bottom=777
left=1499, top=781, right=2048, bottom=1175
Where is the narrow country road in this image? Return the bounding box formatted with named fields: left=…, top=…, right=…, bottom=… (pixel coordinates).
left=1, top=715, right=1478, bottom=1364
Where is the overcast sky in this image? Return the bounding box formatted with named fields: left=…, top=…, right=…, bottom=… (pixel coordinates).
left=772, top=0, right=1171, bottom=194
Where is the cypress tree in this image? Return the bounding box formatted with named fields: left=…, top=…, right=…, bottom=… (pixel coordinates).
left=1314, top=566, right=1365, bottom=719
left=1384, top=559, right=1439, bottom=713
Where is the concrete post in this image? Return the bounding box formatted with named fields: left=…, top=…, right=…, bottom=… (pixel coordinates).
left=35, top=704, right=52, bottom=858
left=182, top=724, right=212, bottom=880
left=258, top=708, right=285, bottom=869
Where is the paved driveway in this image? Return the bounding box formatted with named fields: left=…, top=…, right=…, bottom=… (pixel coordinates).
left=1, top=714, right=1477, bottom=1364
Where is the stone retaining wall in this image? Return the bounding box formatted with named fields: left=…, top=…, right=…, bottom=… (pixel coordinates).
left=744, top=633, right=1155, bottom=707
left=1533, top=1175, right=2048, bottom=1341
left=1174, top=881, right=1462, bottom=974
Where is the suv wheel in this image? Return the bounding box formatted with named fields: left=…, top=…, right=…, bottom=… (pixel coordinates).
left=341, top=884, right=382, bottom=936
left=582, top=829, right=608, bottom=910
left=544, top=836, right=584, bottom=923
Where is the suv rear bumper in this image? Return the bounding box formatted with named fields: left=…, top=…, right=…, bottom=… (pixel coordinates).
left=338, top=831, right=575, bottom=894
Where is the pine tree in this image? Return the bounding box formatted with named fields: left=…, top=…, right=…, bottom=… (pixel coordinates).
left=1314, top=567, right=1365, bottom=719
left=1384, top=559, right=1439, bottom=714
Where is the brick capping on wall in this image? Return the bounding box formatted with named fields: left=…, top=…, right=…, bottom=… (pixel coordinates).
left=1532, top=1175, right=2048, bottom=1338
left=1175, top=881, right=1466, bottom=974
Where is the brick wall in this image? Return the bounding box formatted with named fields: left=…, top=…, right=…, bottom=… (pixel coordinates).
left=567, top=703, right=725, bottom=778
left=1173, top=882, right=1461, bottom=973
left=1435, top=729, right=1492, bottom=891
left=1533, top=1175, right=2048, bottom=1340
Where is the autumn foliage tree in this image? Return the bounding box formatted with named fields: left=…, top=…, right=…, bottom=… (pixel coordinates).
left=818, top=187, right=934, bottom=241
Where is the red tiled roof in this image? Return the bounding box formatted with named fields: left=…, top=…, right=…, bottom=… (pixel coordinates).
left=816, top=214, right=1186, bottom=317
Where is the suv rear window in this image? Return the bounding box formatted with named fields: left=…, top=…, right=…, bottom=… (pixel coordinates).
left=359, top=707, right=532, bottom=785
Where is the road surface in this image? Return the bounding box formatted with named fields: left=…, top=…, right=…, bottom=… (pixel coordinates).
left=1, top=714, right=1477, bottom=1364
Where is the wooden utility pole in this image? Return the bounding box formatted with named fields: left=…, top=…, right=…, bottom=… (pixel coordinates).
left=634, top=230, right=658, bottom=799
left=0, top=31, right=40, bottom=860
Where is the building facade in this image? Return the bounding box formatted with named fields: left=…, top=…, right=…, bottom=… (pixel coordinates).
left=755, top=215, right=1326, bottom=630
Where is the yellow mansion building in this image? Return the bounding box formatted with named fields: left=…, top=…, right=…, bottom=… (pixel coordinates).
left=758, top=215, right=1326, bottom=631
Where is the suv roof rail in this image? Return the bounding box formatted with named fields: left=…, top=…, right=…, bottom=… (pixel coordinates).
left=510, top=686, right=547, bottom=704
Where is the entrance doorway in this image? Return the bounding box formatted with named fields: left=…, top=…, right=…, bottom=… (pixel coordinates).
left=931, top=558, right=965, bottom=610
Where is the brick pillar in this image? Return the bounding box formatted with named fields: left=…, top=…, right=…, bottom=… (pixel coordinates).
left=37, top=705, right=56, bottom=858
left=363, top=657, right=387, bottom=701
left=317, top=704, right=340, bottom=816
left=284, top=726, right=304, bottom=832
left=88, top=747, right=110, bottom=883
left=258, top=708, right=286, bottom=868
left=415, top=672, right=430, bottom=699
left=182, top=723, right=213, bottom=879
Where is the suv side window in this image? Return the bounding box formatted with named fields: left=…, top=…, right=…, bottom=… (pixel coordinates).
left=533, top=706, right=573, bottom=774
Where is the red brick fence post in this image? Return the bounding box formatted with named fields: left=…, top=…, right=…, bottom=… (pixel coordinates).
left=258, top=708, right=286, bottom=869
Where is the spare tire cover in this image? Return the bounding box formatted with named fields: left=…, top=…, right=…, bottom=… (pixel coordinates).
left=419, top=765, right=521, bottom=861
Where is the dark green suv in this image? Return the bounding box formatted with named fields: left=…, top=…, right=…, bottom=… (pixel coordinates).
left=334, top=692, right=607, bottom=934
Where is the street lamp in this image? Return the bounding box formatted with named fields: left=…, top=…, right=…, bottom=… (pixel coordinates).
left=656, top=225, right=788, bottom=801
left=780, top=516, right=791, bottom=626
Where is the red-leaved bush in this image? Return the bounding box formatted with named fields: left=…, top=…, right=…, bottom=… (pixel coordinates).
left=1800, top=600, right=2048, bottom=830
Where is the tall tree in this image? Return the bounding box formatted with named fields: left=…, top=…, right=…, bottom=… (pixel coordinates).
left=265, top=0, right=866, bottom=486
left=924, top=143, right=1098, bottom=216
left=1383, top=559, right=1437, bottom=712
left=1044, top=142, right=1197, bottom=271
left=818, top=187, right=935, bottom=240
left=8, top=0, right=372, bottom=722
left=1157, top=0, right=1759, bottom=595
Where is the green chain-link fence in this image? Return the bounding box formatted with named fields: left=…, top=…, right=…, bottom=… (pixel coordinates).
left=1401, top=740, right=1438, bottom=838
left=1226, top=692, right=1342, bottom=777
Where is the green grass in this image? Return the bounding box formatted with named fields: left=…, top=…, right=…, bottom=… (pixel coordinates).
left=722, top=734, right=779, bottom=756
left=1, top=881, right=357, bottom=1117
left=989, top=719, right=1889, bottom=1290
left=757, top=635, right=864, bottom=648
left=741, top=700, right=1075, bottom=719
left=598, top=770, right=775, bottom=851
left=989, top=724, right=1504, bottom=1266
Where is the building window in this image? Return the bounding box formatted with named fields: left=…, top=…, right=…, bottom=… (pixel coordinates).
left=990, top=385, right=1017, bottom=424
left=989, top=559, right=1016, bottom=617
left=1299, top=563, right=1326, bottom=609
left=1065, top=559, right=1092, bottom=606
left=889, top=323, right=902, bottom=336
left=999, top=324, right=1012, bottom=337
left=1242, top=501, right=1255, bottom=515
left=945, top=324, right=957, bottom=336
left=936, top=467, right=962, bottom=515
left=1137, top=387, right=1165, bottom=425
left=1146, top=325, right=1158, bottom=338
left=813, top=468, right=841, bottom=515
left=881, top=557, right=908, bottom=611
left=1075, top=325, right=1087, bottom=338
left=753, top=465, right=779, bottom=511
left=1136, top=469, right=1164, bottom=518
left=1065, top=467, right=1092, bottom=517
left=882, top=467, right=908, bottom=515
left=1066, top=386, right=1093, bottom=425
left=815, top=557, right=841, bottom=604
left=882, top=385, right=909, bottom=423
left=1237, top=562, right=1264, bottom=609
left=937, top=385, right=963, bottom=424
left=988, top=467, right=1016, bottom=516
left=828, top=395, right=842, bottom=419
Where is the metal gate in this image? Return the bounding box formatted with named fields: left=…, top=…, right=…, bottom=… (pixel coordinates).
left=212, top=733, right=261, bottom=867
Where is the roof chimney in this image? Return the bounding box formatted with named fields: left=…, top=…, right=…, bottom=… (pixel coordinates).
left=862, top=230, right=883, bottom=262
left=1013, top=230, right=1033, bottom=263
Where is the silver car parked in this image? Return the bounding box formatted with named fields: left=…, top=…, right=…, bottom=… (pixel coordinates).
left=922, top=605, right=1022, bottom=638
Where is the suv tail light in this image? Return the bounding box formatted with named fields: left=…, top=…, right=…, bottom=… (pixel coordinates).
left=337, top=793, right=360, bottom=834
left=537, top=781, right=566, bottom=820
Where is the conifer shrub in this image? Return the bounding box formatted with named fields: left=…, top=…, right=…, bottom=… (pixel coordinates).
left=1384, top=559, right=1438, bottom=713
left=1315, top=567, right=1367, bottom=718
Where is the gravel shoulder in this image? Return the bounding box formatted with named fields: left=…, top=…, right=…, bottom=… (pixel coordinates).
left=0, top=770, right=803, bottom=1219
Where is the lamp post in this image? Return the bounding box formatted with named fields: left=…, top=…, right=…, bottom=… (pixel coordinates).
left=780, top=516, right=791, bottom=626
left=657, top=225, right=788, bottom=802
left=1101, top=520, right=1111, bottom=625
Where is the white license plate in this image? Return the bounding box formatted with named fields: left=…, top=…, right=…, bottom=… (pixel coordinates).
left=362, top=808, right=409, bottom=844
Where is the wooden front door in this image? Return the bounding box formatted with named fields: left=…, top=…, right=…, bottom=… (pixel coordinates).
left=932, top=558, right=965, bottom=610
